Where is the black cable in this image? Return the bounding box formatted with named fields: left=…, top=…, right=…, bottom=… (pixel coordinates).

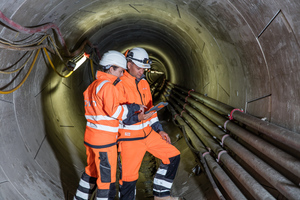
left=171, top=117, right=199, bottom=154
left=171, top=114, right=226, bottom=200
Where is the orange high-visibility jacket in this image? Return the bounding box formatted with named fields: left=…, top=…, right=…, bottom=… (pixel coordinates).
left=84, top=71, right=135, bottom=147
left=117, top=71, right=162, bottom=140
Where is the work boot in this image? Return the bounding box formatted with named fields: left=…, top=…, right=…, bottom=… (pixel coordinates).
left=154, top=196, right=185, bottom=200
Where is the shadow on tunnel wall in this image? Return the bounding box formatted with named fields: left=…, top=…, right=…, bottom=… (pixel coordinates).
left=40, top=55, right=87, bottom=199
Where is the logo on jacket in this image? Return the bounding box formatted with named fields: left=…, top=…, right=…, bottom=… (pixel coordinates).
left=125, top=132, right=131, bottom=136
left=85, top=100, right=97, bottom=107
left=143, top=88, right=147, bottom=90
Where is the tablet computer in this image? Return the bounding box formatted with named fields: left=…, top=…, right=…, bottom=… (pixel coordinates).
left=145, top=102, right=168, bottom=114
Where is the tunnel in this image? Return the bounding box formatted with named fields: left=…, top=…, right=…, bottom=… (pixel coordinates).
left=1, top=0, right=300, bottom=199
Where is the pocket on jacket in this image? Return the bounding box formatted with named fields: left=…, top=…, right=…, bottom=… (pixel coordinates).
left=99, top=152, right=111, bottom=183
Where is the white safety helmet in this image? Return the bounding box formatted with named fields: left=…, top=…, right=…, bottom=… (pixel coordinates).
left=99, top=50, right=127, bottom=70
left=126, top=47, right=152, bottom=69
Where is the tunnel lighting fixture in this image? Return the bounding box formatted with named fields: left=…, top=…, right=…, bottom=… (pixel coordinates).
left=150, top=70, right=164, bottom=74
left=67, top=52, right=90, bottom=71
left=145, top=69, right=164, bottom=74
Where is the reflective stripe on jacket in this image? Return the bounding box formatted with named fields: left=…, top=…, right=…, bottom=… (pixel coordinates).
left=117, top=71, right=160, bottom=139
left=84, top=71, right=128, bottom=146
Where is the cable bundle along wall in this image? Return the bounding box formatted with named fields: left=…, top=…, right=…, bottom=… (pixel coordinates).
left=166, top=83, right=300, bottom=200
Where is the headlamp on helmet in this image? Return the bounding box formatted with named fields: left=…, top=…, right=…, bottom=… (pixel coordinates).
left=128, top=54, right=152, bottom=65
left=125, top=47, right=151, bottom=69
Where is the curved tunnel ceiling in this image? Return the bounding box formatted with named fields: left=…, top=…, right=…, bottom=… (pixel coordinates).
left=0, top=0, right=300, bottom=199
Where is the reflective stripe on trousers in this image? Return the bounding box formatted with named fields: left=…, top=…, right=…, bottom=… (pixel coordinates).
left=152, top=155, right=180, bottom=197
left=74, top=172, right=96, bottom=200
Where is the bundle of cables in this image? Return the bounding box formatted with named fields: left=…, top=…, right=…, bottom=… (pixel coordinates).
left=0, top=11, right=100, bottom=94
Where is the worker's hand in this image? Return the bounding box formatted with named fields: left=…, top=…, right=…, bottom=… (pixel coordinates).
left=159, top=131, right=171, bottom=144
left=138, top=105, right=147, bottom=113
left=138, top=110, right=155, bottom=121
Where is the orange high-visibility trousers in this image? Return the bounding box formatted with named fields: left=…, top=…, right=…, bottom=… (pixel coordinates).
left=84, top=144, right=118, bottom=188
left=118, top=131, right=180, bottom=182
left=74, top=142, right=118, bottom=200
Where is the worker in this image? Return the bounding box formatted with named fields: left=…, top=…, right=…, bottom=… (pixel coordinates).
left=117, top=47, right=182, bottom=200
left=74, top=50, right=146, bottom=200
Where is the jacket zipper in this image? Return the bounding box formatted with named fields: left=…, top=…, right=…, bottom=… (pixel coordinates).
left=136, top=81, right=144, bottom=105
left=136, top=80, right=147, bottom=137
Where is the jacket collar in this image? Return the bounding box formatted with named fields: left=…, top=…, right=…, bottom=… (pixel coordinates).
left=123, top=70, right=145, bottom=83
left=96, top=70, right=119, bottom=83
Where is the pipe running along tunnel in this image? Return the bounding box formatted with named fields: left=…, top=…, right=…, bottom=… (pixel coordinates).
left=1, top=0, right=300, bottom=199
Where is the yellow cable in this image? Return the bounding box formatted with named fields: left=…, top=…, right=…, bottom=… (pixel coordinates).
left=0, top=49, right=40, bottom=94
left=0, top=35, right=49, bottom=47
left=0, top=34, right=80, bottom=94
left=0, top=51, right=34, bottom=74
left=90, top=58, right=95, bottom=81
left=47, top=35, right=65, bottom=62
left=43, top=47, right=73, bottom=78
left=0, top=35, right=50, bottom=74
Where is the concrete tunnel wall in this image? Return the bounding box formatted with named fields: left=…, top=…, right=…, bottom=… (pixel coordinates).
left=0, top=0, right=300, bottom=199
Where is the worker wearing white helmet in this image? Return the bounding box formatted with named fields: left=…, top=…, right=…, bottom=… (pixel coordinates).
left=117, top=48, right=182, bottom=200
left=100, top=50, right=127, bottom=76
left=125, top=47, right=152, bottom=69
left=74, top=50, right=146, bottom=200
